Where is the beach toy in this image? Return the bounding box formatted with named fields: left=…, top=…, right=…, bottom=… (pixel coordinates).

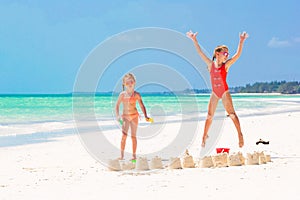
left=146, top=118, right=154, bottom=123
left=182, top=149, right=195, bottom=168
left=131, top=159, right=136, bottom=163
left=216, top=148, right=230, bottom=154
left=212, top=153, right=229, bottom=167
left=265, top=154, right=271, bottom=162
left=118, top=119, right=123, bottom=125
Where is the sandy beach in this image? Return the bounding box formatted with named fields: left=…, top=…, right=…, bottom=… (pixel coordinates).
left=1, top=0, right=300, bottom=199
left=1, top=107, right=300, bottom=200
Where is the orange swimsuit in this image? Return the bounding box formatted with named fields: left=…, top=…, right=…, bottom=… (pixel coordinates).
left=210, top=62, right=229, bottom=98
left=121, top=92, right=139, bottom=122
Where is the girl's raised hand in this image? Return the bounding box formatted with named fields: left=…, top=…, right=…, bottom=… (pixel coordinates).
left=240, top=31, right=249, bottom=41
left=186, top=30, right=198, bottom=41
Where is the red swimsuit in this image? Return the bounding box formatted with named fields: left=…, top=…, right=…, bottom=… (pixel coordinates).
left=210, top=62, right=229, bottom=98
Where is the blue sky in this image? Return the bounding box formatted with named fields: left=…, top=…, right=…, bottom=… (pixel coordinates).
left=0, top=0, right=299, bottom=93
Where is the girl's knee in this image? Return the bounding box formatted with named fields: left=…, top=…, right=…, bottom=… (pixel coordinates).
left=122, top=131, right=128, bottom=137
left=131, top=135, right=137, bottom=140
left=228, top=113, right=237, bottom=119
left=206, top=114, right=214, bottom=120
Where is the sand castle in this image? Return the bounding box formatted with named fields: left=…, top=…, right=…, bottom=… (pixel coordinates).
left=120, top=161, right=135, bottom=171
left=135, top=157, right=149, bottom=170
left=246, top=152, right=260, bottom=165
left=182, top=150, right=195, bottom=168
left=258, top=151, right=267, bottom=164
left=212, top=152, right=229, bottom=167
left=108, top=159, right=121, bottom=171
left=150, top=156, right=163, bottom=169
left=246, top=151, right=271, bottom=165
left=199, top=156, right=214, bottom=168
left=107, top=151, right=272, bottom=171
left=168, top=157, right=182, bottom=169
left=229, top=152, right=245, bottom=166
left=266, top=154, right=271, bottom=162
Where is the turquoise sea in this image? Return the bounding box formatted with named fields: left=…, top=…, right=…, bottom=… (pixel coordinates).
left=0, top=94, right=300, bottom=147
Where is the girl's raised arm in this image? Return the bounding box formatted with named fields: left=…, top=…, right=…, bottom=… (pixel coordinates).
left=186, top=30, right=212, bottom=66
left=225, top=32, right=249, bottom=71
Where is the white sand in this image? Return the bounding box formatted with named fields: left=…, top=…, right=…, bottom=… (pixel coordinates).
left=1, top=109, right=300, bottom=200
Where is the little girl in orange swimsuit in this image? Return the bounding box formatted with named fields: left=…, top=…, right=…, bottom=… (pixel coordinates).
left=187, top=30, right=249, bottom=148
left=115, top=73, right=150, bottom=160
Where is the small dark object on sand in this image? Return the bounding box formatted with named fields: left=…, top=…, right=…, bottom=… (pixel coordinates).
left=256, top=139, right=269, bottom=145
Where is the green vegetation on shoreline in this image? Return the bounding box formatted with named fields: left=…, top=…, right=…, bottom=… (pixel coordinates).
left=231, top=81, right=300, bottom=94
left=184, top=81, right=300, bottom=94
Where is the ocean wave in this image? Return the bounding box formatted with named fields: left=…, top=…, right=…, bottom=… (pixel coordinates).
left=0, top=121, right=75, bottom=137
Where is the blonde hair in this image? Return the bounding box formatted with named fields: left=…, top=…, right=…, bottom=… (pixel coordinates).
left=122, top=73, right=136, bottom=91
left=212, top=45, right=228, bottom=61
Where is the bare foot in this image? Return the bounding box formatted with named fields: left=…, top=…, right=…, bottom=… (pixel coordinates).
left=118, top=157, right=124, bottom=160
left=130, top=154, right=136, bottom=161
left=201, top=135, right=209, bottom=147
left=238, top=133, right=244, bottom=148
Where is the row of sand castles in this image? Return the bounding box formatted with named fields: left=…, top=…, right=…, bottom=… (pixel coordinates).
left=108, top=150, right=272, bottom=171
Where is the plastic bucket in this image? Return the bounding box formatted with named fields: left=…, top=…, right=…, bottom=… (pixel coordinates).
left=216, top=148, right=230, bottom=154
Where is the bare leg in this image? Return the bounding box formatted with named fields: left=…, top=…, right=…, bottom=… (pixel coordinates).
left=120, top=119, right=130, bottom=159
left=129, top=117, right=139, bottom=160
left=222, top=92, right=244, bottom=147
left=202, top=93, right=219, bottom=147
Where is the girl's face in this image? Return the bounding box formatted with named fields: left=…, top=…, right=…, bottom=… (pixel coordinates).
left=124, top=77, right=135, bottom=90
left=216, top=49, right=229, bottom=62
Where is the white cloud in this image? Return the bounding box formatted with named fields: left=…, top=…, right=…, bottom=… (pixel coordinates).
left=267, top=37, right=291, bottom=48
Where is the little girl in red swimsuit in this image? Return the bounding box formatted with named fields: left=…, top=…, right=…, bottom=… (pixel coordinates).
left=115, top=73, right=150, bottom=160
left=187, top=30, right=249, bottom=148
